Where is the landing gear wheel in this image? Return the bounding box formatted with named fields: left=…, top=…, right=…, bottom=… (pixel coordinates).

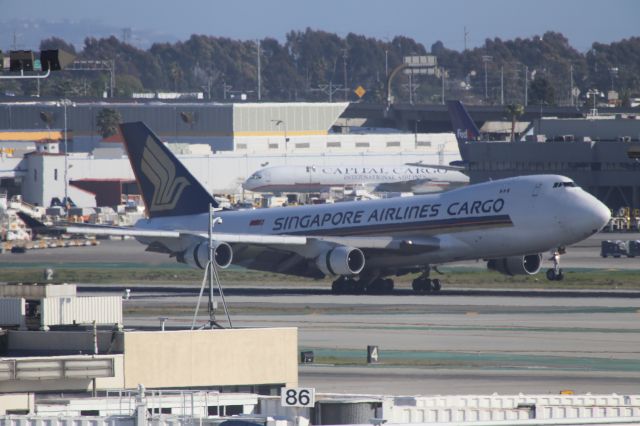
left=431, top=278, right=442, bottom=292
left=352, top=280, right=366, bottom=295
left=367, top=278, right=395, bottom=294
left=332, top=276, right=354, bottom=294
left=412, top=277, right=434, bottom=294
left=546, top=269, right=555, bottom=281
left=546, top=268, right=564, bottom=281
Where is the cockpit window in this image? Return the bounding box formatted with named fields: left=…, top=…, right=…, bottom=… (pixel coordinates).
left=553, top=181, right=577, bottom=188
left=249, top=173, right=262, bottom=180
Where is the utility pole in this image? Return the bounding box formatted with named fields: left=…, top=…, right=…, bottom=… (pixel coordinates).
left=482, top=55, right=492, bottom=102
left=408, top=73, right=413, bottom=105
left=441, top=68, right=445, bottom=105
left=310, top=82, right=344, bottom=102
left=110, top=59, right=115, bottom=98
left=256, top=40, right=261, bottom=101
left=570, top=64, right=574, bottom=106
left=385, top=49, right=389, bottom=77
left=343, top=49, right=348, bottom=101
left=500, top=66, right=504, bottom=105
left=464, top=26, right=469, bottom=51
left=524, top=65, right=528, bottom=107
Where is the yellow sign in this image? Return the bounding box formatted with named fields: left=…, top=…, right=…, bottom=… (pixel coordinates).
left=354, top=86, right=366, bottom=98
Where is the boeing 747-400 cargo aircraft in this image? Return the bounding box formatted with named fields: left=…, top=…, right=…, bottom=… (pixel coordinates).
left=63, top=122, right=610, bottom=294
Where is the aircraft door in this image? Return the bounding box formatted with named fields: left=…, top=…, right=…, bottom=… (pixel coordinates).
left=306, top=166, right=316, bottom=185
left=262, top=170, right=271, bottom=185
left=531, top=183, right=542, bottom=197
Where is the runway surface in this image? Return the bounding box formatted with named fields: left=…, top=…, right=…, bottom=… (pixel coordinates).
left=80, top=283, right=640, bottom=395
left=2, top=232, right=640, bottom=270
left=4, top=232, right=640, bottom=395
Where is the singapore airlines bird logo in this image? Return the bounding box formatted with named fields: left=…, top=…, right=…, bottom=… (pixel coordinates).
left=140, top=137, right=190, bottom=212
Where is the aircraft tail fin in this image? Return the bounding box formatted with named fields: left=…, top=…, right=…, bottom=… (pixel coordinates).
left=446, top=100, right=481, bottom=162
left=120, top=122, right=218, bottom=218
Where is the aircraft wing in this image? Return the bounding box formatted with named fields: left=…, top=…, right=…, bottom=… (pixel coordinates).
left=60, top=220, right=444, bottom=279
left=63, top=224, right=307, bottom=245
left=404, top=162, right=466, bottom=171
left=315, top=235, right=440, bottom=253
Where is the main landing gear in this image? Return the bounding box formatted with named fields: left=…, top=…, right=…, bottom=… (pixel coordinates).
left=411, top=267, right=442, bottom=294
left=330, top=267, right=444, bottom=295
left=331, top=276, right=394, bottom=295
left=411, top=276, right=441, bottom=294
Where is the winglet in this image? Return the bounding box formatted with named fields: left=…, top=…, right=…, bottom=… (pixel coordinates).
left=120, top=122, right=218, bottom=218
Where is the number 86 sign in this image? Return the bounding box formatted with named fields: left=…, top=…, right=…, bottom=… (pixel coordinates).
left=281, top=387, right=315, bottom=407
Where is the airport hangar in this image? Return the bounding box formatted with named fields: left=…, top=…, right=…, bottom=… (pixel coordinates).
left=2, top=100, right=640, bottom=211
left=461, top=115, right=640, bottom=213
left=0, top=101, right=460, bottom=208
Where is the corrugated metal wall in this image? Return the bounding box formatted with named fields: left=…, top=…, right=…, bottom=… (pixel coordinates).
left=0, top=103, right=234, bottom=136
left=0, top=298, right=25, bottom=327
left=0, top=102, right=346, bottom=137
left=41, top=296, right=122, bottom=326
left=233, top=103, right=347, bottom=134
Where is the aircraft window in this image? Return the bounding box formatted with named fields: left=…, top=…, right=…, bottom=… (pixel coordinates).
left=553, top=182, right=576, bottom=188
left=249, top=174, right=261, bottom=180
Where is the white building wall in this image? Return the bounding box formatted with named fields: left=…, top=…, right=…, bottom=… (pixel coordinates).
left=21, top=133, right=461, bottom=207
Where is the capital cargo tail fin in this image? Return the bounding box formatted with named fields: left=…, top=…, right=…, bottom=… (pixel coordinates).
left=120, top=122, right=218, bottom=218
left=446, top=100, right=481, bottom=162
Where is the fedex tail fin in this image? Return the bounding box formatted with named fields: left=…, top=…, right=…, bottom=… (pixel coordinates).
left=446, top=100, right=481, bottom=162
left=120, top=122, right=218, bottom=218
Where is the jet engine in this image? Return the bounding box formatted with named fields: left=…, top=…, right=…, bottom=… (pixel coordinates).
left=487, top=254, right=542, bottom=276
left=316, top=246, right=365, bottom=276
left=178, top=240, right=233, bottom=270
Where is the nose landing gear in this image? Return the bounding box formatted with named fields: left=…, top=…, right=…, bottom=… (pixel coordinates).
left=546, top=247, right=565, bottom=281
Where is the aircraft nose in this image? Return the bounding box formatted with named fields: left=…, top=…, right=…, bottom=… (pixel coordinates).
left=590, top=199, right=611, bottom=232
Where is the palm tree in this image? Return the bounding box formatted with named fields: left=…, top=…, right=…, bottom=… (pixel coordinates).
left=505, top=104, right=524, bottom=142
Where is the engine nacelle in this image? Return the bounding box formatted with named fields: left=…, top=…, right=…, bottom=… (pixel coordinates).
left=487, top=254, right=542, bottom=276
left=316, top=246, right=365, bottom=276
left=179, top=241, right=233, bottom=270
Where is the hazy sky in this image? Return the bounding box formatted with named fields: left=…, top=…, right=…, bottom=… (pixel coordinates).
left=2, top=0, right=638, bottom=52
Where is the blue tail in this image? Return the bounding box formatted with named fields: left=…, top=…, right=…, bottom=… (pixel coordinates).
left=120, top=122, right=218, bottom=218
left=446, top=100, right=481, bottom=163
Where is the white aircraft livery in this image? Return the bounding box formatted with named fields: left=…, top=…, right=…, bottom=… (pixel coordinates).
left=65, top=122, right=610, bottom=294
left=242, top=164, right=470, bottom=194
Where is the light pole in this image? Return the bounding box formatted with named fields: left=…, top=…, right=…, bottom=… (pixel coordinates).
left=385, top=49, right=389, bottom=77
left=609, top=67, right=619, bottom=91
left=587, top=89, right=601, bottom=116
left=271, top=119, right=288, bottom=161
left=256, top=40, right=261, bottom=101
left=482, top=55, right=493, bottom=102
left=440, top=67, right=446, bottom=105
left=59, top=99, right=75, bottom=211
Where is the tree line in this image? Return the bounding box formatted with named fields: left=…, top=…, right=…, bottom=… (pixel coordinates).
left=1, top=29, right=639, bottom=106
